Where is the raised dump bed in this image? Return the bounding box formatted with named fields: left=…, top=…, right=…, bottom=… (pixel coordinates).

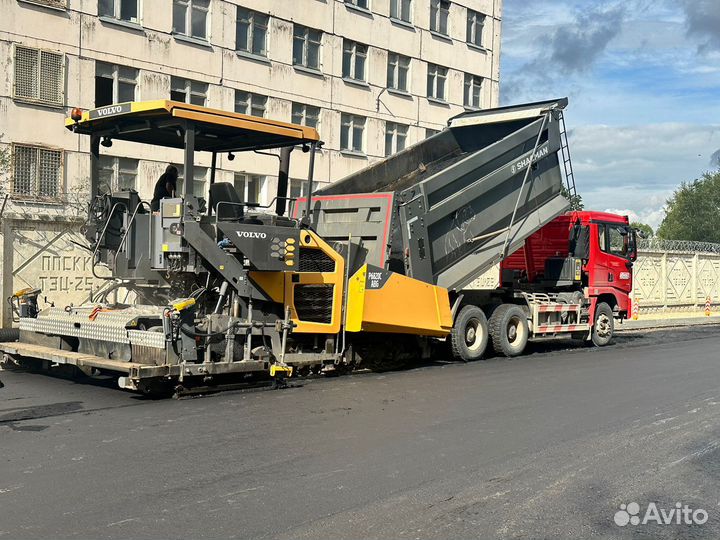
left=302, top=98, right=572, bottom=290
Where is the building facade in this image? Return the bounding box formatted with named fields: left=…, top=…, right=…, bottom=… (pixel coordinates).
left=1, top=0, right=502, bottom=205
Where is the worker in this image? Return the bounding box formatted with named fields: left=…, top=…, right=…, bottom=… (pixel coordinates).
left=150, top=165, right=179, bottom=211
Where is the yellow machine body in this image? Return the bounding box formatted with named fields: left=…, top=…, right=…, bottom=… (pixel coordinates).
left=346, top=265, right=452, bottom=337
left=250, top=230, right=345, bottom=334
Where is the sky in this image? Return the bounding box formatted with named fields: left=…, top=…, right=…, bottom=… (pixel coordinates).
left=500, top=0, right=720, bottom=229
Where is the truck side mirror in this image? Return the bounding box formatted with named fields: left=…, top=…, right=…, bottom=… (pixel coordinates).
left=628, top=229, right=638, bottom=262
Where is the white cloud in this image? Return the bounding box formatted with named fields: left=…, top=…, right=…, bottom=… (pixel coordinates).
left=569, top=123, right=720, bottom=228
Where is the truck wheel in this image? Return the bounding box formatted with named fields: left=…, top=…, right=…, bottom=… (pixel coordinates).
left=451, top=305, right=488, bottom=361
left=489, top=304, right=529, bottom=357
left=591, top=302, right=614, bottom=346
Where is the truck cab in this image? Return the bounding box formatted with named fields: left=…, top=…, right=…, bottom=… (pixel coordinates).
left=494, top=210, right=635, bottom=351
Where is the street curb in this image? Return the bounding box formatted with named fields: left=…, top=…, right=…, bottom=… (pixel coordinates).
left=618, top=316, right=720, bottom=331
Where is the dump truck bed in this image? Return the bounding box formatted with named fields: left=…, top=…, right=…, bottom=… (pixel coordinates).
left=307, top=98, right=572, bottom=290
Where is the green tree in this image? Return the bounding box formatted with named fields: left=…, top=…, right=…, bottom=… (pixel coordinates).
left=630, top=222, right=654, bottom=238
left=657, top=171, right=720, bottom=241
left=561, top=186, right=584, bottom=211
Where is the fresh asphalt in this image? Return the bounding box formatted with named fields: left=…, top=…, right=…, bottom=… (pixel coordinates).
left=1, top=325, right=719, bottom=539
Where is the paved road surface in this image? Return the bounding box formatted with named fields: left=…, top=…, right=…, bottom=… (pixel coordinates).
left=1, top=325, right=720, bottom=539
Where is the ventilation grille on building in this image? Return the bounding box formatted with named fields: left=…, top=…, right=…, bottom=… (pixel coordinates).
left=14, top=45, right=64, bottom=106
left=13, top=145, right=62, bottom=198
left=294, top=285, right=333, bottom=324
left=298, top=248, right=335, bottom=273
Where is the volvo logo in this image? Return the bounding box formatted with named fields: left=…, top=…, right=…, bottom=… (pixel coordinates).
left=236, top=231, right=267, bottom=239
left=96, top=105, right=123, bottom=117
left=89, top=103, right=130, bottom=119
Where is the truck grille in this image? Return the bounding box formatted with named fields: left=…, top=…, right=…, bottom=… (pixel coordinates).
left=294, top=285, right=333, bottom=324
left=299, top=248, right=335, bottom=273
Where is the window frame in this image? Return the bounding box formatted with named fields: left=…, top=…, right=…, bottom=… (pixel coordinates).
left=429, top=0, right=450, bottom=35
left=342, top=39, right=368, bottom=82
left=170, top=76, right=208, bottom=106
left=98, top=0, right=140, bottom=24
left=12, top=44, right=65, bottom=108
left=289, top=178, right=307, bottom=199
left=426, top=63, right=448, bottom=101
left=11, top=143, right=63, bottom=200
left=344, top=0, right=369, bottom=10
left=291, top=102, right=321, bottom=130
left=97, top=155, right=139, bottom=193
left=463, top=73, right=482, bottom=109
left=293, top=24, right=323, bottom=71
left=233, top=173, right=263, bottom=204
left=340, top=113, right=366, bottom=154
left=390, top=0, right=412, bottom=23
left=385, top=122, right=408, bottom=156
left=387, top=52, right=410, bottom=92
left=466, top=8, right=485, bottom=48
left=175, top=164, right=208, bottom=198
left=235, top=6, right=268, bottom=57
left=172, top=0, right=210, bottom=41
left=598, top=222, right=634, bottom=260
left=234, top=90, right=268, bottom=118
left=95, top=61, right=138, bottom=107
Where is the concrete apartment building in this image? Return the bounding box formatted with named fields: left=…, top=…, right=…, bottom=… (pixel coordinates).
left=0, top=0, right=501, bottom=318
left=1, top=0, right=502, bottom=203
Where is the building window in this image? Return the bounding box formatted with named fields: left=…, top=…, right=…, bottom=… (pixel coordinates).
left=95, top=62, right=137, bottom=107
left=342, top=40, right=367, bottom=81
left=12, top=144, right=62, bottom=198
left=426, top=63, right=447, bottom=101
left=292, top=103, right=320, bottom=129
left=430, top=0, right=449, bottom=35
left=234, top=173, right=262, bottom=204
left=387, top=52, right=410, bottom=92
left=464, top=73, right=482, bottom=108
left=99, top=0, right=139, bottom=23
left=385, top=122, right=408, bottom=156
left=340, top=113, right=365, bottom=153
left=173, top=0, right=209, bottom=40
left=175, top=165, right=208, bottom=197
left=98, top=156, right=138, bottom=193
left=289, top=179, right=306, bottom=199
left=390, top=0, right=412, bottom=22
left=236, top=7, right=268, bottom=56
left=171, top=77, right=207, bottom=105
left=293, top=25, right=322, bottom=70
left=235, top=90, right=267, bottom=117
left=466, top=9, right=485, bottom=47
left=13, top=45, right=64, bottom=106
left=425, top=128, right=440, bottom=138
left=345, top=0, right=369, bottom=9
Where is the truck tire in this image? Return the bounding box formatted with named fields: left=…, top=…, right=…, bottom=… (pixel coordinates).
left=591, top=302, right=614, bottom=347
left=451, top=305, right=488, bottom=361
left=489, top=304, right=529, bottom=357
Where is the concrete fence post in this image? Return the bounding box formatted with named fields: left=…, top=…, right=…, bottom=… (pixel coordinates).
left=661, top=252, right=668, bottom=310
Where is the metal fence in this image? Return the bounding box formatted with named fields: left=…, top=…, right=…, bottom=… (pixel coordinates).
left=637, top=238, right=720, bottom=255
